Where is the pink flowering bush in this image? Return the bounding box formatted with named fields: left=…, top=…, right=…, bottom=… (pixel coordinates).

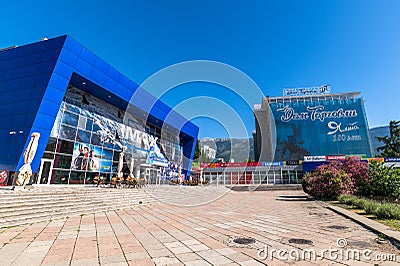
left=302, top=158, right=370, bottom=199
left=339, top=158, right=370, bottom=196
left=302, top=164, right=352, bottom=200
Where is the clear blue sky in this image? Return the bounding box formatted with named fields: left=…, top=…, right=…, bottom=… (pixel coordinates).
left=1, top=0, right=399, bottom=138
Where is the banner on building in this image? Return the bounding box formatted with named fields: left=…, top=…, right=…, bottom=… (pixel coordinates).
left=71, top=142, right=113, bottom=172
left=303, top=156, right=326, bottom=162
left=384, top=158, right=400, bottom=162
left=367, top=158, right=384, bottom=163
left=283, top=84, right=331, bottom=97
left=270, top=96, right=372, bottom=161
left=326, top=155, right=346, bottom=161
left=0, top=171, right=8, bottom=186
left=146, top=137, right=169, bottom=167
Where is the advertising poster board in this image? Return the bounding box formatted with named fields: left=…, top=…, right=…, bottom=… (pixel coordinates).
left=271, top=97, right=372, bottom=161
left=71, top=142, right=113, bottom=172
left=0, top=171, right=8, bottom=186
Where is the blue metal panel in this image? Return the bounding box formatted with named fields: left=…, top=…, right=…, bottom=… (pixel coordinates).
left=94, top=57, right=109, bottom=74
left=53, top=61, right=74, bottom=79
left=80, top=47, right=97, bottom=66
left=63, top=36, right=82, bottom=53
left=47, top=72, right=70, bottom=91
left=37, top=98, right=62, bottom=116
left=58, top=48, right=78, bottom=67
left=75, top=59, right=93, bottom=77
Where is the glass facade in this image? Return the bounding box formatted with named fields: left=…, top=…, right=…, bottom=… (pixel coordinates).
left=269, top=96, right=373, bottom=161
left=43, top=86, right=183, bottom=184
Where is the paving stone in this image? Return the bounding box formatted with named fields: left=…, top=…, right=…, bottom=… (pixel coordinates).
left=206, top=255, right=233, bottom=265
left=238, top=260, right=267, bottom=266
left=182, top=239, right=202, bottom=246
left=99, top=255, right=126, bottom=264
left=169, top=245, right=192, bottom=254
left=147, top=248, right=173, bottom=258
left=127, top=258, right=155, bottom=265
left=70, top=258, right=99, bottom=266
left=164, top=241, right=185, bottom=248
left=216, top=247, right=237, bottom=256
left=152, top=256, right=180, bottom=265
left=175, top=252, right=203, bottom=262
left=189, top=244, right=211, bottom=252
left=184, top=260, right=213, bottom=266
left=197, top=249, right=223, bottom=259
left=225, top=252, right=252, bottom=263
left=125, top=252, right=150, bottom=260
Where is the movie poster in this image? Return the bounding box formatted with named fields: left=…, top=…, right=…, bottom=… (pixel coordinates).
left=71, top=142, right=113, bottom=172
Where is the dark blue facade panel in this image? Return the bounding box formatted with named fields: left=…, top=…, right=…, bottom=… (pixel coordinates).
left=0, top=37, right=64, bottom=63
left=34, top=73, right=54, bottom=86
left=0, top=88, right=31, bottom=105
left=0, top=37, right=65, bottom=172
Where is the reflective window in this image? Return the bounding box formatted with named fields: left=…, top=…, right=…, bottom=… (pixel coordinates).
left=90, top=133, right=101, bottom=146
left=45, top=138, right=57, bottom=152
left=51, top=170, right=69, bottom=184
left=61, top=111, right=79, bottom=127
left=86, top=118, right=93, bottom=131
left=53, top=155, right=72, bottom=169
left=56, top=140, right=74, bottom=154
left=78, top=115, right=87, bottom=129
left=76, top=129, right=91, bottom=143
left=59, top=125, right=76, bottom=140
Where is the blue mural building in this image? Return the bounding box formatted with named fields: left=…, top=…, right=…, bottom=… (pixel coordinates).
left=254, top=91, right=373, bottom=162
left=0, top=36, right=199, bottom=185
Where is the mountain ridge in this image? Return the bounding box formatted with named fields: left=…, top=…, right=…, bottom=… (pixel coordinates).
left=199, top=125, right=390, bottom=161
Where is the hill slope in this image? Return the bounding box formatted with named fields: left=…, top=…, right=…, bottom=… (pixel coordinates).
left=199, top=138, right=254, bottom=162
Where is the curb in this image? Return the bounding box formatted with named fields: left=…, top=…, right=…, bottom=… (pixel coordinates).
left=321, top=202, right=400, bottom=244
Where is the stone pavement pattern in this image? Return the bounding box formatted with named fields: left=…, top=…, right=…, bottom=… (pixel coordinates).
left=0, top=187, right=398, bottom=265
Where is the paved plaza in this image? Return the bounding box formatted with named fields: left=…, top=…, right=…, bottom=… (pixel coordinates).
left=0, top=187, right=398, bottom=265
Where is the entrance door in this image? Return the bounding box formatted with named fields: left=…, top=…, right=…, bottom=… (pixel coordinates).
left=145, top=168, right=161, bottom=185
left=37, top=159, right=53, bottom=185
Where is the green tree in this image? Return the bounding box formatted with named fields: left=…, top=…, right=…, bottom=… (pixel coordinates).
left=377, top=120, right=400, bottom=157
left=194, top=140, right=201, bottom=160
left=369, top=161, right=400, bottom=199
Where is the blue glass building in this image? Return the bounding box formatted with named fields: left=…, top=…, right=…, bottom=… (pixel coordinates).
left=0, top=36, right=199, bottom=185
left=254, top=92, right=373, bottom=162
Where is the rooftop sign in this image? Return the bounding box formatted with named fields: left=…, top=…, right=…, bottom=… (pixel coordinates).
left=283, top=84, right=331, bottom=97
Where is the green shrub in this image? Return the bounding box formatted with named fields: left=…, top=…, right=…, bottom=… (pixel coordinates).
left=338, top=194, right=400, bottom=219
left=338, top=194, right=353, bottom=205
left=369, top=161, right=400, bottom=200
left=363, top=200, right=379, bottom=214
left=374, top=203, right=400, bottom=219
